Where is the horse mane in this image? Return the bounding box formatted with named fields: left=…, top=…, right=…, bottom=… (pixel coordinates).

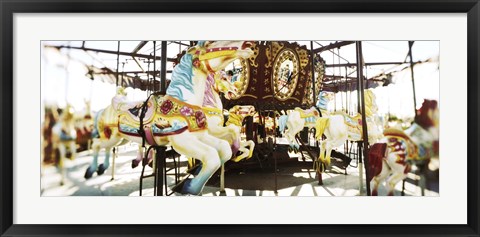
left=316, top=91, right=330, bottom=111
left=166, top=52, right=195, bottom=101
left=364, top=90, right=378, bottom=117
left=415, top=99, right=438, bottom=129
left=202, top=73, right=217, bottom=107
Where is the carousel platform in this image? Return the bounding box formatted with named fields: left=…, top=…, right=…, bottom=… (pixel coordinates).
left=41, top=143, right=439, bottom=197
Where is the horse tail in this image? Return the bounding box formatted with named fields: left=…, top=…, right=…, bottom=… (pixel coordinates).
left=91, top=109, right=104, bottom=139
left=367, top=143, right=387, bottom=183
left=315, top=117, right=329, bottom=140
left=278, top=115, right=289, bottom=134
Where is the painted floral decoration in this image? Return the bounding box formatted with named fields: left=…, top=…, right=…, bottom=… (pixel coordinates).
left=180, top=106, right=194, bottom=116
left=195, top=111, right=207, bottom=128
left=161, top=100, right=173, bottom=114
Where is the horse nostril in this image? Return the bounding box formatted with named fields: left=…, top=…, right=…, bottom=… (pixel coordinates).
left=242, top=41, right=253, bottom=49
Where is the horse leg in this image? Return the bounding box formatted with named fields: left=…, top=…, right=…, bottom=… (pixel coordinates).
left=198, top=133, right=233, bottom=193
left=371, top=161, right=390, bottom=196
left=132, top=145, right=143, bottom=169
left=386, top=171, right=407, bottom=196
left=318, top=140, right=327, bottom=167
left=232, top=144, right=248, bottom=162
left=57, top=143, right=66, bottom=186
left=170, top=133, right=222, bottom=195
left=233, top=140, right=255, bottom=162
left=247, top=140, right=255, bottom=159
left=85, top=139, right=101, bottom=179
left=97, top=148, right=111, bottom=176
left=232, top=140, right=255, bottom=162
left=68, top=140, right=76, bottom=160
left=324, top=141, right=334, bottom=167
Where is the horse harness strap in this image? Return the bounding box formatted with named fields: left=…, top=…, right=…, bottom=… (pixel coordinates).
left=195, top=47, right=238, bottom=73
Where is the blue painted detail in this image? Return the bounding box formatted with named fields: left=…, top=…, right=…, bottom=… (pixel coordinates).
left=316, top=91, right=330, bottom=111
left=60, top=131, right=76, bottom=141
left=278, top=115, right=289, bottom=133
left=166, top=53, right=194, bottom=101
left=91, top=109, right=104, bottom=139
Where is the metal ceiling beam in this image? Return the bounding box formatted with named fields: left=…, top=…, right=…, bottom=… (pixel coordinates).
left=325, top=61, right=406, bottom=68
left=172, top=41, right=190, bottom=47
left=92, top=70, right=173, bottom=75
left=45, top=45, right=176, bottom=62
left=132, top=41, right=148, bottom=54
left=312, top=41, right=355, bottom=53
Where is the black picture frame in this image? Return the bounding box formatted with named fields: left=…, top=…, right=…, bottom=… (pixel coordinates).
left=1, top=0, right=479, bottom=236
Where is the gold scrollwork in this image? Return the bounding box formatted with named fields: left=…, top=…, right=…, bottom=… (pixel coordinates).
left=265, top=42, right=284, bottom=68
left=296, top=47, right=310, bottom=68
left=230, top=59, right=250, bottom=100
left=249, top=44, right=260, bottom=67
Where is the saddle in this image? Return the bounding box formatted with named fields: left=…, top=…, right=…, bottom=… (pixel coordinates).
left=118, top=95, right=208, bottom=145
left=113, top=96, right=156, bottom=124
left=295, top=107, right=319, bottom=119
left=383, top=127, right=420, bottom=163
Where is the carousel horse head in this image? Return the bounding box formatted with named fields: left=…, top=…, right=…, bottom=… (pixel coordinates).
left=316, top=91, right=335, bottom=111
left=364, top=89, right=379, bottom=117
left=167, top=41, right=254, bottom=104
left=227, top=105, right=256, bottom=126
left=231, top=105, right=256, bottom=117
left=116, top=86, right=127, bottom=97
left=415, top=99, right=439, bottom=148
left=214, top=71, right=238, bottom=100
left=191, top=41, right=254, bottom=75
left=62, top=104, right=75, bottom=123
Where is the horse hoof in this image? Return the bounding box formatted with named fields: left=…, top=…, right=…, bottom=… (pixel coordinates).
left=372, top=190, right=378, bottom=196
left=60, top=181, right=64, bottom=186
left=186, top=163, right=202, bottom=175
left=171, top=178, right=192, bottom=194
left=132, top=159, right=140, bottom=169
left=84, top=168, right=94, bottom=179
left=97, top=164, right=106, bottom=175
left=343, top=157, right=352, bottom=169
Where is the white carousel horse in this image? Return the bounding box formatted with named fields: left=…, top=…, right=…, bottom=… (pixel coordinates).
left=225, top=105, right=256, bottom=162
left=330, top=90, right=384, bottom=143
left=186, top=71, right=256, bottom=192
left=278, top=90, right=383, bottom=172
left=278, top=92, right=347, bottom=170
left=74, top=99, right=94, bottom=152
left=368, top=99, right=439, bottom=196
left=202, top=71, right=256, bottom=162
left=85, top=41, right=254, bottom=195
left=50, top=104, right=77, bottom=185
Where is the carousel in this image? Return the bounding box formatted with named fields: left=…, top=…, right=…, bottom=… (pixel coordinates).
left=41, top=40, right=440, bottom=197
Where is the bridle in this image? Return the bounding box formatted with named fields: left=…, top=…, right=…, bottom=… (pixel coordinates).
left=195, top=46, right=239, bottom=73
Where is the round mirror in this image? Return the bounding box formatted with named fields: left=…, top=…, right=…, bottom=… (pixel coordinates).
left=224, top=59, right=250, bottom=99
left=272, top=48, right=299, bottom=101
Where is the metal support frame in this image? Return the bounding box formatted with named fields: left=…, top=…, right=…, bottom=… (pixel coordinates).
left=115, top=41, right=120, bottom=86
left=408, top=41, right=418, bottom=115
left=161, top=41, right=168, bottom=93
left=310, top=41, right=316, bottom=105
left=356, top=41, right=371, bottom=196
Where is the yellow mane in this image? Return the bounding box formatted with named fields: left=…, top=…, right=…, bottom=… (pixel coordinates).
left=364, top=89, right=378, bottom=117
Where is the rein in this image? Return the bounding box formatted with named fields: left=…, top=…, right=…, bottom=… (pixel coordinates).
left=138, top=91, right=162, bottom=147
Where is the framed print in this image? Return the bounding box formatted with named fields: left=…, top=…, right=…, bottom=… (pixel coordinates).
left=1, top=0, right=479, bottom=236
